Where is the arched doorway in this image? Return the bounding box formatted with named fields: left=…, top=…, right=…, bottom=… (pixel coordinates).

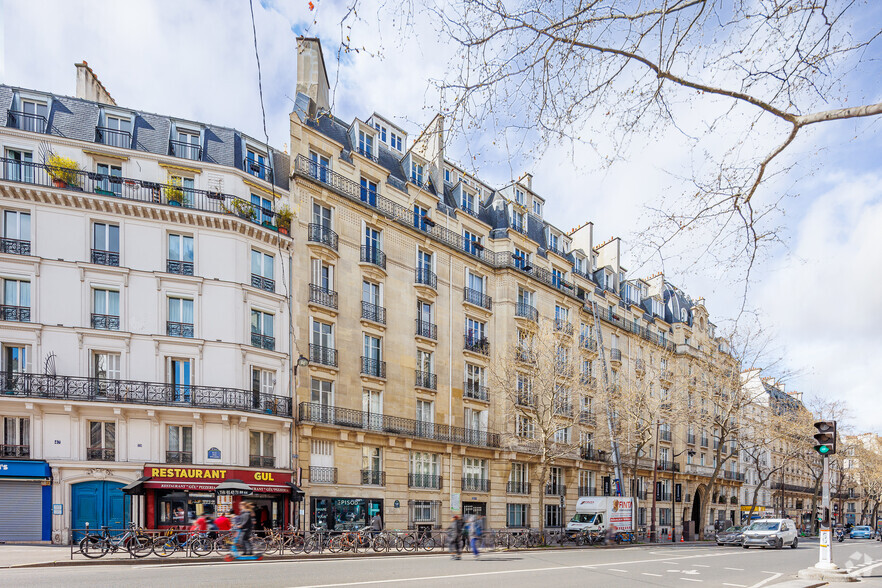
left=691, top=488, right=702, bottom=538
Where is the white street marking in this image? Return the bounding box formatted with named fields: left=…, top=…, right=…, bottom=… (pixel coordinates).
left=724, top=567, right=744, bottom=571
left=747, top=573, right=782, bottom=588
left=693, top=564, right=710, bottom=567
left=608, top=568, right=628, bottom=572
left=679, top=578, right=702, bottom=582
left=641, top=572, right=663, bottom=577
left=721, top=583, right=747, bottom=587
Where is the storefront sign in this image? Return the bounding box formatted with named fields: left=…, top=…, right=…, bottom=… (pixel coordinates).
left=0, top=460, right=51, bottom=478
left=144, top=466, right=292, bottom=493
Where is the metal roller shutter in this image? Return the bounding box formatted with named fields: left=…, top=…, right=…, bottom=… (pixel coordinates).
left=0, top=480, right=42, bottom=541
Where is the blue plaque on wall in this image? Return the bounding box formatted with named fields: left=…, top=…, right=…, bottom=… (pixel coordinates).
left=207, top=447, right=221, bottom=459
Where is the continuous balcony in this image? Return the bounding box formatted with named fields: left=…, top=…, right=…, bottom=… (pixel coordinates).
left=724, top=470, right=745, bottom=481
left=0, top=371, right=293, bottom=416
left=309, top=284, right=338, bottom=310
left=166, top=451, right=193, bottom=464
left=515, top=302, right=538, bottom=322
left=249, top=455, right=276, bottom=468
left=309, top=344, right=338, bottom=368
left=307, top=223, right=339, bottom=251
left=361, top=301, right=386, bottom=325
left=408, top=473, right=442, bottom=490
left=0, top=237, right=30, bottom=256
left=415, top=319, right=437, bottom=340
left=250, top=332, right=275, bottom=351
left=415, top=267, right=437, bottom=289
left=464, top=381, right=489, bottom=402
left=1, top=305, right=31, bottom=322
left=415, top=370, right=437, bottom=391
left=310, top=466, right=337, bottom=484
left=91, top=248, right=119, bottom=266
left=361, top=356, right=386, bottom=379
left=0, top=444, right=30, bottom=458
left=87, top=448, right=116, bottom=461
left=506, top=481, right=531, bottom=495
left=91, top=313, right=120, bottom=331
left=167, top=321, right=194, bottom=338
left=464, top=288, right=492, bottom=310
left=251, top=274, right=275, bottom=292
left=361, top=470, right=385, bottom=486
left=298, top=402, right=501, bottom=448
left=462, top=478, right=490, bottom=492
left=166, top=259, right=194, bottom=276
left=464, top=335, right=490, bottom=356
left=7, top=109, right=47, bottom=133
left=360, top=246, right=386, bottom=269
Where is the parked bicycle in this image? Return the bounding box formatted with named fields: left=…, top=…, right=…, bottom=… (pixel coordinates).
left=153, top=529, right=213, bottom=557
left=78, top=523, right=153, bottom=559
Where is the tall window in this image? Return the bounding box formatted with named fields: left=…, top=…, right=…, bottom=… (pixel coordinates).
left=363, top=226, right=382, bottom=263
left=246, top=147, right=268, bottom=180
left=362, top=388, right=382, bottom=430
left=463, top=457, right=488, bottom=486
left=4, top=148, right=34, bottom=183
left=373, top=123, right=387, bottom=142
left=249, top=431, right=274, bottom=467
left=513, top=248, right=531, bottom=270
left=461, top=191, right=475, bottom=214
left=311, top=378, right=333, bottom=407
left=358, top=131, right=374, bottom=158
left=511, top=210, right=525, bottom=232
left=507, top=504, right=529, bottom=528
left=167, top=297, right=194, bottom=338
left=96, top=163, right=122, bottom=196
left=2, top=279, right=31, bottom=322
left=251, top=250, right=274, bottom=292
left=517, top=415, right=534, bottom=438
left=167, top=234, right=194, bottom=275
left=17, top=99, right=48, bottom=132
left=413, top=204, right=429, bottom=231
left=250, top=309, right=274, bottom=350
left=533, top=200, right=542, bottom=216
left=465, top=363, right=485, bottom=399
left=552, top=267, right=565, bottom=288
left=409, top=452, right=439, bottom=477
left=92, top=222, right=119, bottom=266
left=168, top=358, right=191, bottom=402
left=88, top=421, right=116, bottom=461
left=167, top=425, right=193, bottom=464
left=312, top=202, right=332, bottom=228
left=363, top=334, right=382, bottom=377
left=311, top=320, right=334, bottom=348
left=250, top=194, right=273, bottom=224
left=101, top=114, right=132, bottom=147
left=2, top=210, right=31, bottom=255
left=465, top=317, right=485, bottom=345
left=515, top=188, right=525, bottom=205
left=175, top=129, right=201, bottom=160
left=2, top=416, right=30, bottom=457
left=509, top=463, right=529, bottom=492
left=390, top=132, right=402, bottom=151
left=91, top=289, right=120, bottom=330
left=92, top=352, right=121, bottom=382
left=416, top=399, right=433, bottom=438
left=463, top=229, right=482, bottom=255
left=309, top=151, right=330, bottom=183
left=411, top=161, right=424, bottom=185
left=545, top=504, right=562, bottom=528
left=251, top=366, right=274, bottom=409
left=362, top=446, right=382, bottom=480
left=168, top=175, right=195, bottom=207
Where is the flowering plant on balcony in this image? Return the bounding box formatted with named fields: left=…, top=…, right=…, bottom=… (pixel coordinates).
left=46, top=152, right=80, bottom=187
left=276, top=203, right=293, bottom=234
left=164, top=176, right=185, bottom=205
left=230, top=198, right=256, bottom=220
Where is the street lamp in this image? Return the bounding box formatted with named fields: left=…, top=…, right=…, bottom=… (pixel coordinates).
left=672, top=448, right=696, bottom=543
left=293, top=354, right=309, bottom=375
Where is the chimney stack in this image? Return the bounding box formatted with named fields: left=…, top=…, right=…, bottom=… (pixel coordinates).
left=75, top=61, right=116, bottom=106
left=296, top=38, right=330, bottom=112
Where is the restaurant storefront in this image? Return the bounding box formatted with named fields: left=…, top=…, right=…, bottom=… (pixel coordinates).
left=310, top=496, right=383, bottom=532
left=142, top=465, right=295, bottom=529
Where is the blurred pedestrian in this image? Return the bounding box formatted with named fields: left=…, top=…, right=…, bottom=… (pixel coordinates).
left=448, top=515, right=464, bottom=560
left=467, top=515, right=481, bottom=558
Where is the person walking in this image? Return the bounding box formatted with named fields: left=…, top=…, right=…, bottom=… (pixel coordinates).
left=448, top=515, right=464, bottom=560
left=370, top=512, right=383, bottom=538
left=215, top=512, right=232, bottom=532
left=235, top=502, right=256, bottom=556
left=467, top=515, right=481, bottom=558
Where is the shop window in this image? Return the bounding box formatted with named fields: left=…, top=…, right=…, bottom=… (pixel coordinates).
left=88, top=421, right=116, bottom=461
left=249, top=431, right=274, bottom=468
left=157, top=490, right=217, bottom=526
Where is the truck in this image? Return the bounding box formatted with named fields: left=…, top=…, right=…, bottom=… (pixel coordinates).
left=565, top=496, right=637, bottom=536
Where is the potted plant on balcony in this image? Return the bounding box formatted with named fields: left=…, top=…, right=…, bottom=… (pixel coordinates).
left=165, top=177, right=185, bottom=206
left=275, top=204, right=293, bottom=235
left=46, top=152, right=80, bottom=189
left=230, top=198, right=256, bottom=221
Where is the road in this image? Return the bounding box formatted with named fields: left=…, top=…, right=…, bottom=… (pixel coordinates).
left=5, top=539, right=882, bottom=587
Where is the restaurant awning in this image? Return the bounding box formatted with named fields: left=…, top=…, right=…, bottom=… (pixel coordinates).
left=121, top=476, right=152, bottom=496
left=215, top=479, right=254, bottom=496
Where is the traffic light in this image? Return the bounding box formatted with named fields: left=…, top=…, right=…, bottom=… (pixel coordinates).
left=813, top=421, right=837, bottom=455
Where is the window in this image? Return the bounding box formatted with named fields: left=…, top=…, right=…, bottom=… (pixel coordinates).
left=465, top=363, right=485, bottom=400
left=517, top=373, right=533, bottom=405
left=517, top=287, right=534, bottom=309
left=444, top=169, right=451, bottom=183
left=1, top=416, right=29, bottom=457
left=311, top=378, right=333, bottom=406
left=409, top=451, right=440, bottom=488
left=362, top=446, right=382, bottom=480
left=174, top=128, right=201, bottom=160
left=513, top=248, right=531, bottom=270
left=96, top=163, right=122, bottom=196
left=168, top=358, right=191, bottom=401
left=311, top=320, right=334, bottom=348
left=533, top=200, right=542, bottom=216
left=411, top=161, right=424, bottom=185
left=545, top=504, right=562, bottom=528
left=463, top=230, right=483, bottom=255
left=92, top=222, right=119, bottom=266
left=167, top=234, right=194, bottom=275
left=548, top=232, right=559, bottom=252
left=461, top=190, right=475, bottom=214
left=312, top=202, right=332, bottom=229
left=360, top=177, right=378, bottom=206
left=511, top=210, right=525, bottom=233
left=362, top=389, right=382, bottom=430
left=168, top=175, right=195, bottom=207
left=92, top=352, right=121, bottom=383
left=373, top=123, right=387, bottom=142
left=167, top=297, right=194, bottom=338
left=2, top=210, right=31, bottom=255
left=17, top=99, right=48, bottom=132
left=249, top=431, right=274, bottom=467
left=507, top=504, right=529, bottom=528
left=552, top=268, right=565, bottom=288
left=358, top=130, right=374, bottom=158
left=251, top=309, right=274, bottom=350
left=88, top=421, right=116, bottom=461
left=2, top=278, right=31, bottom=322
left=465, top=317, right=486, bottom=352
left=251, top=250, right=274, bottom=292
left=553, top=426, right=571, bottom=444
left=92, top=288, right=120, bottom=330
left=246, top=147, right=269, bottom=180
left=517, top=415, right=534, bottom=438
left=309, top=151, right=331, bottom=183
left=413, top=205, right=429, bottom=231
left=101, top=114, right=132, bottom=148
left=416, top=399, right=434, bottom=429
left=579, top=469, right=595, bottom=494
left=363, top=334, right=383, bottom=377
left=167, top=425, right=193, bottom=464
left=509, top=463, right=529, bottom=492
left=515, top=188, right=525, bottom=205
left=390, top=132, right=402, bottom=152
left=463, top=457, right=488, bottom=490
left=4, top=148, right=34, bottom=183
left=410, top=500, right=438, bottom=525
left=250, top=194, right=273, bottom=224
left=251, top=366, right=274, bottom=408
left=2, top=346, right=27, bottom=388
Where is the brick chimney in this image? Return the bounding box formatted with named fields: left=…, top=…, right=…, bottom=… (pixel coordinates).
left=75, top=61, right=116, bottom=106
left=296, top=38, right=330, bottom=112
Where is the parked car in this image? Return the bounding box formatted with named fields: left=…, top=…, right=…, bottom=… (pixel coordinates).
left=715, top=526, right=745, bottom=546
left=742, top=519, right=799, bottom=549
left=850, top=526, right=874, bottom=539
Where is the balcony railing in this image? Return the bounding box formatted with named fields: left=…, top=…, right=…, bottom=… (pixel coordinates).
left=506, top=481, right=531, bottom=495
left=87, top=448, right=116, bottom=461
left=251, top=274, right=275, bottom=292
left=516, top=393, right=535, bottom=407
left=554, top=319, right=574, bottom=336
left=462, top=478, right=490, bottom=492
left=724, top=470, right=745, bottom=481
left=464, top=381, right=489, bottom=402
left=361, top=356, right=386, bottom=379
left=464, top=288, right=492, bottom=310
left=166, top=450, right=193, bottom=464
left=95, top=126, right=132, bottom=148
left=1, top=305, right=31, bottom=322
left=361, top=470, right=385, bottom=486
left=361, top=301, right=386, bottom=324
left=166, top=259, right=194, bottom=276
left=660, top=369, right=673, bottom=382
left=244, top=157, right=273, bottom=182
left=415, top=319, right=437, bottom=340
left=309, top=344, right=338, bottom=367
left=579, top=411, right=597, bottom=427
left=408, top=473, right=442, bottom=489
left=545, top=484, right=566, bottom=496
left=307, top=223, right=338, bottom=250
left=464, top=335, right=490, bottom=356
left=415, top=267, right=437, bottom=289
left=91, top=248, right=119, bottom=266
left=298, top=401, right=501, bottom=448
left=580, top=336, right=598, bottom=351
left=581, top=447, right=608, bottom=462
left=7, top=109, right=47, bottom=133
left=635, top=358, right=645, bottom=372
left=0, top=372, right=292, bottom=416
left=554, top=401, right=574, bottom=417
left=251, top=332, right=275, bottom=351
left=91, top=313, right=120, bottom=331
left=249, top=455, right=276, bottom=468
left=167, top=321, right=194, bottom=338
left=516, top=348, right=536, bottom=364
left=656, top=461, right=680, bottom=472
left=360, top=246, right=386, bottom=269
left=309, top=284, right=338, bottom=310
left=0, top=444, right=30, bottom=458
left=578, top=486, right=598, bottom=497
left=415, top=370, right=437, bottom=390
left=310, top=466, right=337, bottom=484
left=0, top=237, right=31, bottom=256
left=609, top=348, right=622, bottom=362
left=515, top=302, right=538, bottom=322
left=660, top=430, right=672, bottom=442
left=169, top=139, right=202, bottom=161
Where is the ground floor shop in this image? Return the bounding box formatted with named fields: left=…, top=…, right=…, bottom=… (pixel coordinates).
left=310, top=497, right=384, bottom=532
left=0, top=460, right=51, bottom=541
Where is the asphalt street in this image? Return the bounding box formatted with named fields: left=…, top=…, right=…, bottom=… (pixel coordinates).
left=4, top=539, right=882, bottom=587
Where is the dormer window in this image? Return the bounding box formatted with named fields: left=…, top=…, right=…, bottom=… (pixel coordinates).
left=171, top=127, right=201, bottom=161
left=373, top=122, right=387, bottom=143
left=649, top=298, right=664, bottom=318
left=461, top=190, right=475, bottom=215
left=515, top=188, right=525, bottom=205
left=511, top=209, right=525, bottom=233
left=444, top=169, right=451, bottom=183
left=11, top=97, right=48, bottom=133
left=411, top=161, right=424, bottom=186
left=548, top=232, right=559, bottom=253
left=622, top=282, right=641, bottom=306
left=246, top=147, right=271, bottom=181
left=574, top=257, right=584, bottom=274
left=358, top=130, right=374, bottom=159
left=390, top=131, right=402, bottom=151
left=97, top=113, right=132, bottom=148
left=533, top=200, right=542, bottom=216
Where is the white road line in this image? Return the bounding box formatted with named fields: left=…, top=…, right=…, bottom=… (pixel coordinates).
left=724, top=567, right=744, bottom=571
left=608, top=569, right=628, bottom=572
left=693, top=564, right=710, bottom=567
left=641, top=572, right=663, bottom=577
left=721, top=583, right=747, bottom=587
left=746, top=573, right=781, bottom=588
left=849, top=560, right=882, bottom=577
left=679, top=578, right=702, bottom=582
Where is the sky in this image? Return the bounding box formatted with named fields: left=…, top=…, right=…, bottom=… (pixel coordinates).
left=1, top=0, right=880, bottom=433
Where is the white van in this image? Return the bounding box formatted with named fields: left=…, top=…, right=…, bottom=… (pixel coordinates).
left=565, top=496, right=636, bottom=535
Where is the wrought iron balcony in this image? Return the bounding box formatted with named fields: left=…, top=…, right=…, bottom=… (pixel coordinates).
left=361, top=301, right=386, bottom=324
left=464, top=381, right=489, bottom=402
left=360, top=245, right=386, bottom=269
left=167, top=321, right=194, bottom=338
left=580, top=335, right=598, bottom=351
left=724, top=470, right=745, bottom=481
left=251, top=273, right=275, bottom=292
left=660, top=369, right=674, bottom=382
left=0, top=444, right=30, bottom=458
left=307, top=223, right=338, bottom=250
left=516, top=393, right=535, bottom=407
left=581, top=447, right=608, bottom=462
left=609, top=348, right=622, bottom=362
left=87, top=448, right=116, bottom=461
left=408, top=473, right=442, bottom=489
left=1, top=305, right=30, bottom=322
left=0, top=237, right=31, bottom=256
left=464, top=288, right=492, bottom=310
left=415, top=319, right=437, bottom=340
left=309, top=284, right=338, bottom=309
left=415, top=370, right=437, bottom=390
left=579, top=411, right=597, bottom=426
left=166, top=450, right=193, bottom=464
left=298, top=402, right=501, bottom=448
left=91, top=313, right=120, bottom=331
left=309, top=344, right=338, bottom=367
left=91, top=248, right=119, bottom=266
left=554, top=319, right=574, bottom=335
left=464, top=335, right=490, bottom=356
left=361, top=469, right=385, bottom=486
left=169, top=139, right=202, bottom=161
left=462, top=478, right=490, bottom=492
left=244, top=157, right=273, bottom=181
left=356, top=147, right=378, bottom=162
left=515, top=302, right=538, bottom=322
left=635, top=358, right=645, bottom=372
left=361, top=356, right=386, bottom=379
left=251, top=332, right=275, bottom=351
left=578, top=486, right=598, bottom=497
left=554, top=401, right=574, bottom=417
left=249, top=455, right=276, bottom=468
left=166, top=259, right=194, bottom=276
left=516, top=348, right=536, bottom=364
left=656, top=461, right=680, bottom=472
left=545, top=483, right=566, bottom=496
left=506, top=481, right=531, bottom=495
left=310, top=466, right=337, bottom=484
left=95, top=126, right=132, bottom=148
left=7, top=109, right=47, bottom=133
left=415, top=267, right=437, bottom=289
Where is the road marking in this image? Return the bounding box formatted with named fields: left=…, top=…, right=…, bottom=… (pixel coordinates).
left=641, top=572, right=663, bottom=577
left=679, top=578, right=702, bottom=582
left=746, top=573, right=781, bottom=588
left=721, top=583, right=746, bottom=587
left=608, top=568, right=628, bottom=572
left=724, top=567, right=744, bottom=571
left=693, top=564, right=710, bottom=567
left=849, top=561, right=882, bottom=577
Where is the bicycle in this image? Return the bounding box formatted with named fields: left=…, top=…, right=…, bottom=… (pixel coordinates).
left=328, top=527, right=374, bottom=553
left=614, top=530, right=636, bottom=544
left=153, top=529, right=214, bottom=557
left=78, top=523, right=153, bottom=559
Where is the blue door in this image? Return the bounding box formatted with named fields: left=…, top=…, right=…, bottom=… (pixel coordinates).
left=71, top=481, right=129, bottom=540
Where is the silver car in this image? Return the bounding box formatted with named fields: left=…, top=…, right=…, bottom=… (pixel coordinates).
left=741, top=519, right=798, bottom=549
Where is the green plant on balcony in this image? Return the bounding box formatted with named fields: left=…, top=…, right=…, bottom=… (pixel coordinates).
left=276, top=204, right=293, bottom=235
left=230, top=198, right=256, bottom=220
left=46, top=153, right=80, bottom=188
left=164, top=177, right=185, bottom=206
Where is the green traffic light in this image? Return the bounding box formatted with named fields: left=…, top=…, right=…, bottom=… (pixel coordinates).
left=817, top=445, right=831, bottom=455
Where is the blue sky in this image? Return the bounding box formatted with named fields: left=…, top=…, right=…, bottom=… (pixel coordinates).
left=2, top=0, right=880, bottom=432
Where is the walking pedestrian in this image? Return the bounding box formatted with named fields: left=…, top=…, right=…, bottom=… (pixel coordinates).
left=467, top=515, right=481, bottom=558
left=235, top=502, right=256, bottom=555
left=448, top=515, right=464, bottom=559
left=370, top=512, right=383, bottom=538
